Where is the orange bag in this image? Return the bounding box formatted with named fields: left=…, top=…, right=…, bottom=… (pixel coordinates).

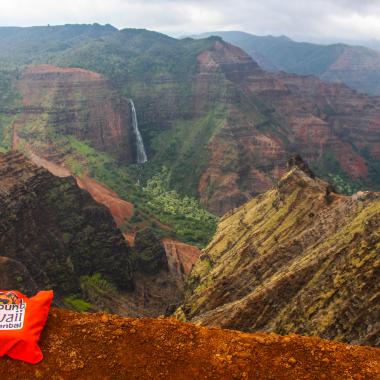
left=0, top=290, right=53, bottom=364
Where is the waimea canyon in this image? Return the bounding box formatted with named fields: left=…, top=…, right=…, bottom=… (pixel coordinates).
left=3, top=29, right=379, bottom=217
left=0, top=24, right=378, bottom=377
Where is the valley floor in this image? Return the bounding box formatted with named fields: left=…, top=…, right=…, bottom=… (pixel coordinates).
left=1, top=309, right=379, bottom=379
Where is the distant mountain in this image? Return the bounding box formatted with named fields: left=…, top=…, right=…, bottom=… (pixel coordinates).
left=179, top=158, right=380, bottom=347
left=194, top=31, right=380, bottom=95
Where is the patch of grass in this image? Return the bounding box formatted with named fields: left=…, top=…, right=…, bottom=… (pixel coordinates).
left=63, top=295, right=93, bottom=312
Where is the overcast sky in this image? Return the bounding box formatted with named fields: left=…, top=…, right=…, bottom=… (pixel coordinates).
left=1, top=0, right=380, bottom=43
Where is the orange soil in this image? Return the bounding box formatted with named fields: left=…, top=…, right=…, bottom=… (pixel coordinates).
left=1, top=308, right=379, bottom=380
left=162, top=238, right=201, bottom=275
left=29, top=152, right=72, bottom=178
left=23, top=64, right=104, bottom=80
left=76, top=176, right=134, bottom=227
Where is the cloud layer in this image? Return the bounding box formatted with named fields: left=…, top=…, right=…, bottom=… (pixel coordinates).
left=0, top=0, right=379, bottom=42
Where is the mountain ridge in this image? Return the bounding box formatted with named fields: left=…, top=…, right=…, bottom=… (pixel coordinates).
left=179, top=159, right=380, bottom=346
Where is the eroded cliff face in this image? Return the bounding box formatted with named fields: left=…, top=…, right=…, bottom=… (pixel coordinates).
left=180, top=160, right=380, bottom=347
left=13, top=64, right=133, bottom=164
left=163, top=238, right=201, bottom=276
left=192, top=41, right=380, bottom=214
left=0, top=151, right=133, bottom=295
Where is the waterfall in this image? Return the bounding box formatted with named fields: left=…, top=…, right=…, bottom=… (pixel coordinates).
left=129, top=99, right=148, bottom=164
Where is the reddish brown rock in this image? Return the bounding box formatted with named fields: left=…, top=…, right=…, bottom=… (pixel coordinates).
left=162, top=238, right=201, bottom=276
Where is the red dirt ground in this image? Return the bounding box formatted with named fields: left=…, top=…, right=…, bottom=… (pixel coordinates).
left=76, top=176, right=134, bottom=227
left=0, top=308, right=379, bottom=379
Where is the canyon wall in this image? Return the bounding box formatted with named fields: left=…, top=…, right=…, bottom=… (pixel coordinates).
left=14, top=65, right=133, bottom=164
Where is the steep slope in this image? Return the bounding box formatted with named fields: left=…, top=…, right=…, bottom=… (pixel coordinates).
left=0, top=152, right=186, bottom=317
left=0, top=151, right=133, bottom=295
left=195, top=31, right=380, bottom=95
left=1, top=308, right=380, bottom=380
left=76, top=175, right=134, bottom=227
left=179, top=159, right=380, bottom=347
left=163, top=238, right=201, bottom=275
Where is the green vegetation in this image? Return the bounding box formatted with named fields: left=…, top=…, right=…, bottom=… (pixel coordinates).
left=326, top=174, right=362, bottom=195
left=63, top=136, right=217, bottom=247
left=0, top=70, right=22, bottom=152
left=81, top=273, right=117, bottom=295
left=148, top=107, right=227, bottom=197
left=79, top=273, right=119, bottom=313
left=142, top=168, right=218, bottom=247
left=63, top=295, right=94, bottom=312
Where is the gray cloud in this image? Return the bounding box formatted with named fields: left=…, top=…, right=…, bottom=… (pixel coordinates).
left=0, top=0, right=379, bottom=42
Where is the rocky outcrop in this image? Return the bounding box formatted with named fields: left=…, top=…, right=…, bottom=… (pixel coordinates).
left=0, top=151, right=133, bottom=295
left=133, top=229, right=168, bottom=275
left=180, top=164, right=380, bottom=347
left=1, top=308, right=379, bottom=379
left=0, top=257, right=38, bottom=296
left=14, top=64, right=133, bottom=164
left=163, top=238, right=201, bottom=276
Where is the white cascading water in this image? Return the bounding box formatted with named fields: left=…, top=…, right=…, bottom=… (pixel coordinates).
left=129, top=99, right=148, bottom=164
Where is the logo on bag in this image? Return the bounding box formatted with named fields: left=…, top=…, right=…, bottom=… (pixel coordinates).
left=0, top=292, right=26, bottom=330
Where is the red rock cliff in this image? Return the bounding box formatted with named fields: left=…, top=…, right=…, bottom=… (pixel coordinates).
left=14, top=64, right=133, bottom=164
